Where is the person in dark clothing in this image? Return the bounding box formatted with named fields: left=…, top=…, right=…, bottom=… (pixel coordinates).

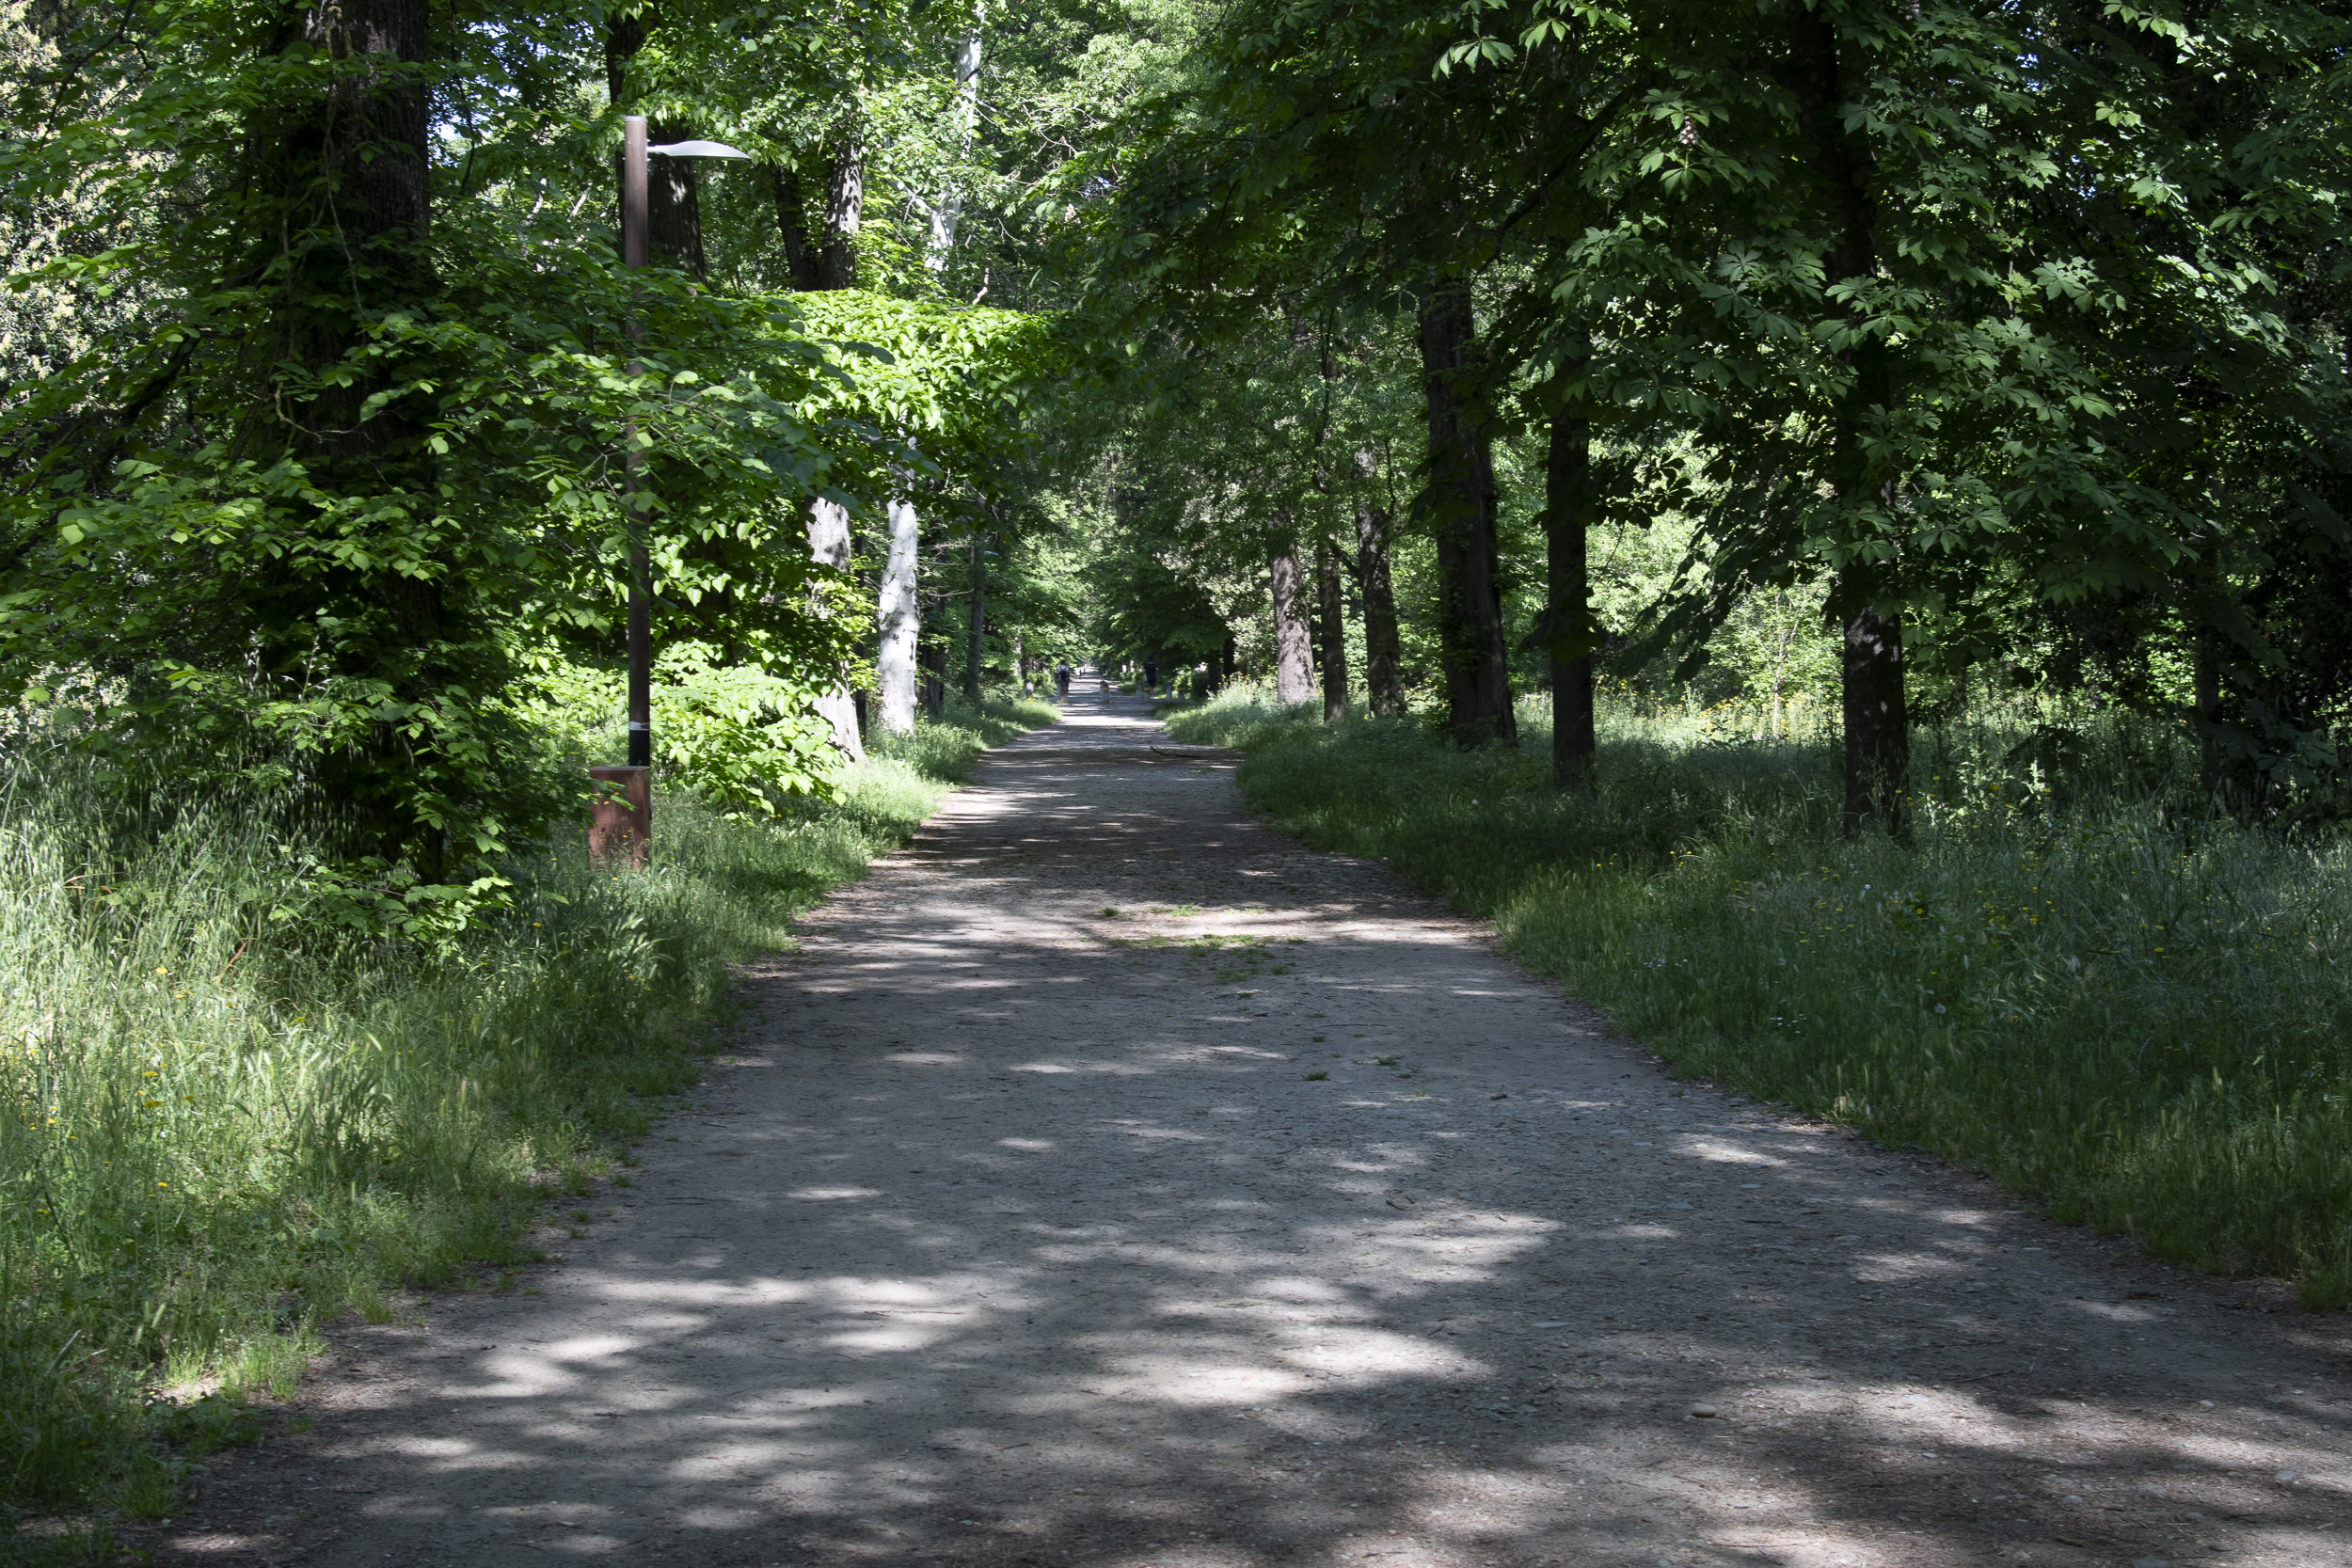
left=1054, top=662, right=1073, bottom=699
left=1142, top=659, right=1158, bottom=695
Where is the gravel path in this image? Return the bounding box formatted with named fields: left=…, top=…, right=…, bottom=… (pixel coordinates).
left=156, top=690, right=2350, bottom=1568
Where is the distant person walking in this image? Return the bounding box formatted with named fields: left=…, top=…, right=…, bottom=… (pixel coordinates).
left=1142, top=658, right=1158, bottom=696
left=1054, top=662, right=1073, bottom=700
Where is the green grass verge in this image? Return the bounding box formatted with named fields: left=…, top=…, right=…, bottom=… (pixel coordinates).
left=1168, top=689, right=2352, bottom=1308
left=0, top=693, right=1054, bottom=1557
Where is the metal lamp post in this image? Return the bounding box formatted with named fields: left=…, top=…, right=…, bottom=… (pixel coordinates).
left=589, top=115, right=752, bottom=867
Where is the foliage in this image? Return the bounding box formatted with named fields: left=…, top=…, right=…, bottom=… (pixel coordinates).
left=0, top=692, right=1044, bottom=1533
left=651, top=641, right=842, bottom=816
left=789, top=290, right=1063, bottom=530
left=6, top=0, right=2352, bottom=1546
left=0, top=0, right=1081, bottom=939
left=1073, top=0, right=2352, bottom=805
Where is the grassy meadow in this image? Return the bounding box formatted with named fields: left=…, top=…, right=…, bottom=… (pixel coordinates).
left=1166, top=687, right=2352, bottom=1308
left=0, top=694, right=1052, bottom=1557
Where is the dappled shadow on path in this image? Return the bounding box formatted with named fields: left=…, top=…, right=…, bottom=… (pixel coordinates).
left=161, top=689, right=2352, bottom=1568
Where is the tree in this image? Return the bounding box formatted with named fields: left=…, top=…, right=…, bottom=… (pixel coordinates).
left=0, top=0, right=1040, bottom=926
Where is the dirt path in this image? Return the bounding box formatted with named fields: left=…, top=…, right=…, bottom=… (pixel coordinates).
left=156, top=690, right=2350, bottom=1568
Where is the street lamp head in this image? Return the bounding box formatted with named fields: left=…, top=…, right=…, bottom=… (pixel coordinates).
left=646, top=139, right=753, bottom=160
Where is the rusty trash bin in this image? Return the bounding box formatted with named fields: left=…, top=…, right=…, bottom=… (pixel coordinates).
left=587, top=765, right=651, bottom=868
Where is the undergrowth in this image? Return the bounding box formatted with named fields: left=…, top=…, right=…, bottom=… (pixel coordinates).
left=0, top=692, right=1052, bottom=1556
left=1168, top=686, right=2352, bottom=1309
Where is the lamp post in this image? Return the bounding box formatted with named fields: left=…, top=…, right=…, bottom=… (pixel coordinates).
left=589, top=115, right=751, bottom=867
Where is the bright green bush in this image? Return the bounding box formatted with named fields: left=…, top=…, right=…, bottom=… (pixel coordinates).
left=0, top=692, right=1048, bottom=1540
left=1169, top=688, right=2352, bottom=1307
left=652, top=641, right=842, bottom=815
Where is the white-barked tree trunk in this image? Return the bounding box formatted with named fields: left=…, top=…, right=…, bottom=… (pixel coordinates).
left=926, top=16, right=983, bottom=273
left=876, top=496, right=921, bottom=734
left=806, top=498, right=867, bottom=763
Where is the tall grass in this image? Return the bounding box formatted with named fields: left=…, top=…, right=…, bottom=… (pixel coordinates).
left=1168, top=687, right=2352, bottom=1308
left=0, top=693, right=1053, bottom=1553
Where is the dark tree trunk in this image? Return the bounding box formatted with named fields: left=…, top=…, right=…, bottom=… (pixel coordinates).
left=645, top=137, right=707, bottom=278
left=602, top=9, right=644, bottom=103
left=1792, top=7, right=1905, bottom=835
left=2195, top=635, right=2221, bottom=800
left=964, top=533, right=987, bottom=704
left=818, top=110, right=864, bottom=291
left=1353, top=501, right=1406, bottom=718
left=259, top=0, right=465, bottom=874
left=768, top=163, right=823, bottom=291
left=1842, top=605, right=1907, bottom=822
left=276, top=0, right=431, bottom=396
left=1544, top=399, right=1597, bottom=785
left=919, top=594, right=947, bottom=719
left=1415, top=279, right=1516, bottom=747
left=307, top=0, right=431, bottom=262
left=1269, top=544, right=1314, bottom=705
left=605, top=14, right=705, bottom=278
left=1316, top=535, right=1349, bottom=721
left=267, top=0, right=431, bottom=439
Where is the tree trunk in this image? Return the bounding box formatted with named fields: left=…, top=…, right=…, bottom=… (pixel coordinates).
left=307, top=0, right=430, bottom=262
left=1841, top=603, right=1906, bottom=830
left=2195, top=634, right=2221, bottom=800
left=645, top=139, right=707, bottom=278
left=927, top=17, right=984, bottom=271
left=805, top=499, right=866, bottom=764
left=1270, top=546, right=1314, bottom=705
left=1544, top=398, right=1597, bottom=784
left=605, top=15, right=705, bottom=277
left=260, top=0, right=456, bottom=871
left=772, top=98, right=882, bottom=747
left=602, top=14, right=642, bottom=107
left=876, top=497, right=920, bottom=734
left=1352, top=501, right=1406, bottom=717
left=280, top=0, right=431, bottom=439
left=782, top=103, right=910, bottom=742
left=920, top=624, right=946, bottom=719
left=964, top=533, right=987, bottom=704
left=818, top=108, right=864, bottom=291
left=1793, top=6, right=1905, bottom=835
left=1415, top=279, right=1516, bottom=747
left=1316, top=535, right=1348, bottom=721
left=767, top=163, right=823, bottom=291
